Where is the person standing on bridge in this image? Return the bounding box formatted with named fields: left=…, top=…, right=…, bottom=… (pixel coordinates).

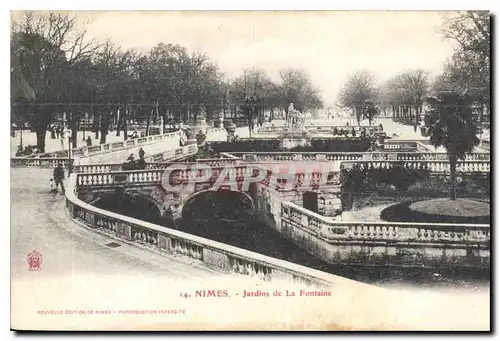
left=53, top=163, right=65, bottom=194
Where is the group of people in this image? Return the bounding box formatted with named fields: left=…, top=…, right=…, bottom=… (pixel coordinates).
left=332, top=126, right=365, bottom=138
left=123, top=148, right=146, bottom=170
left=50, top=125, right=69, bottom=140
left=127, top=130, right=140, bottom=139
left=15, top=144, right=40, bottom=156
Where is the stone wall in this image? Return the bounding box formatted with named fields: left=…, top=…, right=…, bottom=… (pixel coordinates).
left=279, top=202, right=490, bottom=269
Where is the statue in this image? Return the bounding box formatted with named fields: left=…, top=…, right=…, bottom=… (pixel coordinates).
left=286, top=103, right=306, bottom=131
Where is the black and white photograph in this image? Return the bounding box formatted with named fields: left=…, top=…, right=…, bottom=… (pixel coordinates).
left=9, top=9, right=491, bottom=331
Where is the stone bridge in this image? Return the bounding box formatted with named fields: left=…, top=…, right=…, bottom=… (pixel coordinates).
left=73, top=160, right=344, bottom=226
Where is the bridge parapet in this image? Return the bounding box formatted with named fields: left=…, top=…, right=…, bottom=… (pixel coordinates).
left=228, top=151, right=490, bottom=163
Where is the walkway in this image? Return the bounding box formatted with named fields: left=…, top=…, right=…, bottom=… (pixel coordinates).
left=76, top=138, right=183, bottom=165
left=11, top=130, right=128, bottom=157
left=10, top=168, right=243, bottom=329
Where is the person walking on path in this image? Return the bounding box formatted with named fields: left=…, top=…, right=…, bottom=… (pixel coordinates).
left=60, top=126, right=67, bottom=150
left=137, top=156, right=146, bottom=170
left=53, top=163, right=65, bottom=194
left=139, top=148, right=145, bottom=159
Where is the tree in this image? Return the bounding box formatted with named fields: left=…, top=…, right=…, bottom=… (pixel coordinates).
left=11, top=11, right=97, bottom=152
left=378, top=70, right=429, bottom=124
left=278, top=68, right=323, bottom=120
left=362, top=101, right=379, bottom=126
left=338, top=70, right=378, bottom=125
left=397, top=69, right=429, bottom=124
left=440, top=11, right=490, bottom=125
left=424, top=92, right=480, bottom=200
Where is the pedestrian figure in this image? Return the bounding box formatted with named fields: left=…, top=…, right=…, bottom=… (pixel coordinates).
left=139, top=148, right=145, bottom=159
left=137, top=156, right=146, bottom=170
left=124, top=154, right=136, bottom=170
left=60, top=126, right=66, bottom=150
left=86, top=136, right=92, bottom=147
left=53, top=163, right=65, bottom=194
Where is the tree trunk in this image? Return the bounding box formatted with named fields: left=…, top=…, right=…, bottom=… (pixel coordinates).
left=68, top=111, right=78, bottom=149
left=34, top=105, right=50, bottom=153
left=35, top=128, right=46, bottom=153
left=145, top=107, right=154, bottom=137
left=116, top=108, right=121, bottom=137
left=99, top=111, right=109, bottom=145
left=123, top=105, right=128, bottom=140
left=94, top=112, right=100, bottom=140
left=449, top=154, right=457, bottom=200
left=355, top=106, right=361, bottom=125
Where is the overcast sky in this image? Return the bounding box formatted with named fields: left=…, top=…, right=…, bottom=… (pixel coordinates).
left=16, top=11, right=457, bottom=106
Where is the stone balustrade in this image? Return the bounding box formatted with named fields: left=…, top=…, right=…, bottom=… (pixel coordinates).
left=72, top=145, right=198, bottom=173
left=168, top=165, right=252, bottom=186
left=65, top=173, right=363, bottom=288
left=195, top=157, right=243, bottom=167
left=256, top=125, right=381, bottom=135
left=347, top=160, right=490, bottom=174
left=227, top=151, right=490, bottom=166
left=76, top=169, right=164, bottom=187
left=32, top=131, right=182, bottom=159
left=10, top=157, right=74, bottom=169
left=281, top=201, right=490, bottom=246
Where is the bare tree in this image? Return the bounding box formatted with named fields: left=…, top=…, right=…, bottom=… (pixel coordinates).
left=11, top=11, right=98, bottom=152
left=338, top=70, right=378, bottom=125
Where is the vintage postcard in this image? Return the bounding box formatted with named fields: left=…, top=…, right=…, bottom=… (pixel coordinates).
left=10, top=10, right=490, bottom=331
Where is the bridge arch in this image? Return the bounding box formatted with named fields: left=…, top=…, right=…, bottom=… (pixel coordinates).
left=91, top=189, right=164, bottom=224
left=181, top=189, right=255, bottom=221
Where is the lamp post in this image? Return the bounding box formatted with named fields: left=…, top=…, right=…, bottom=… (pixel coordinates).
left=67, top=128, right=73, bottom=174
left=19, top=122, right=23, bottom=150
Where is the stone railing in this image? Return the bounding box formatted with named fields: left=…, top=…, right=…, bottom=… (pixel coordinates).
left=10, top=157, right=74, bottom=169
left=345, top=160, right=490, bottom=174
left=145, top=144, right=198, bottom=163
left=195, top=157, right=243, bottom=167
left=72, top=144, right=198, bottom=173
left=65, top=173, right=367, bottom=288
left=383, top=140, right=430, bottom=152
left=282, top=201, right=490, bottom=243
left=74, top=164, right=341, bottom=194
left=256, top=125, right=381, bottom=135
left=227, top=151, right=490, bottom=163
left=35, top=131, right=182, bottom=159
left=76, top=169, right=163, bottom=187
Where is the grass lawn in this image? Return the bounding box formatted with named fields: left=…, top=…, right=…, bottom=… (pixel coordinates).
left=409, top=198, right=490, bottom=218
